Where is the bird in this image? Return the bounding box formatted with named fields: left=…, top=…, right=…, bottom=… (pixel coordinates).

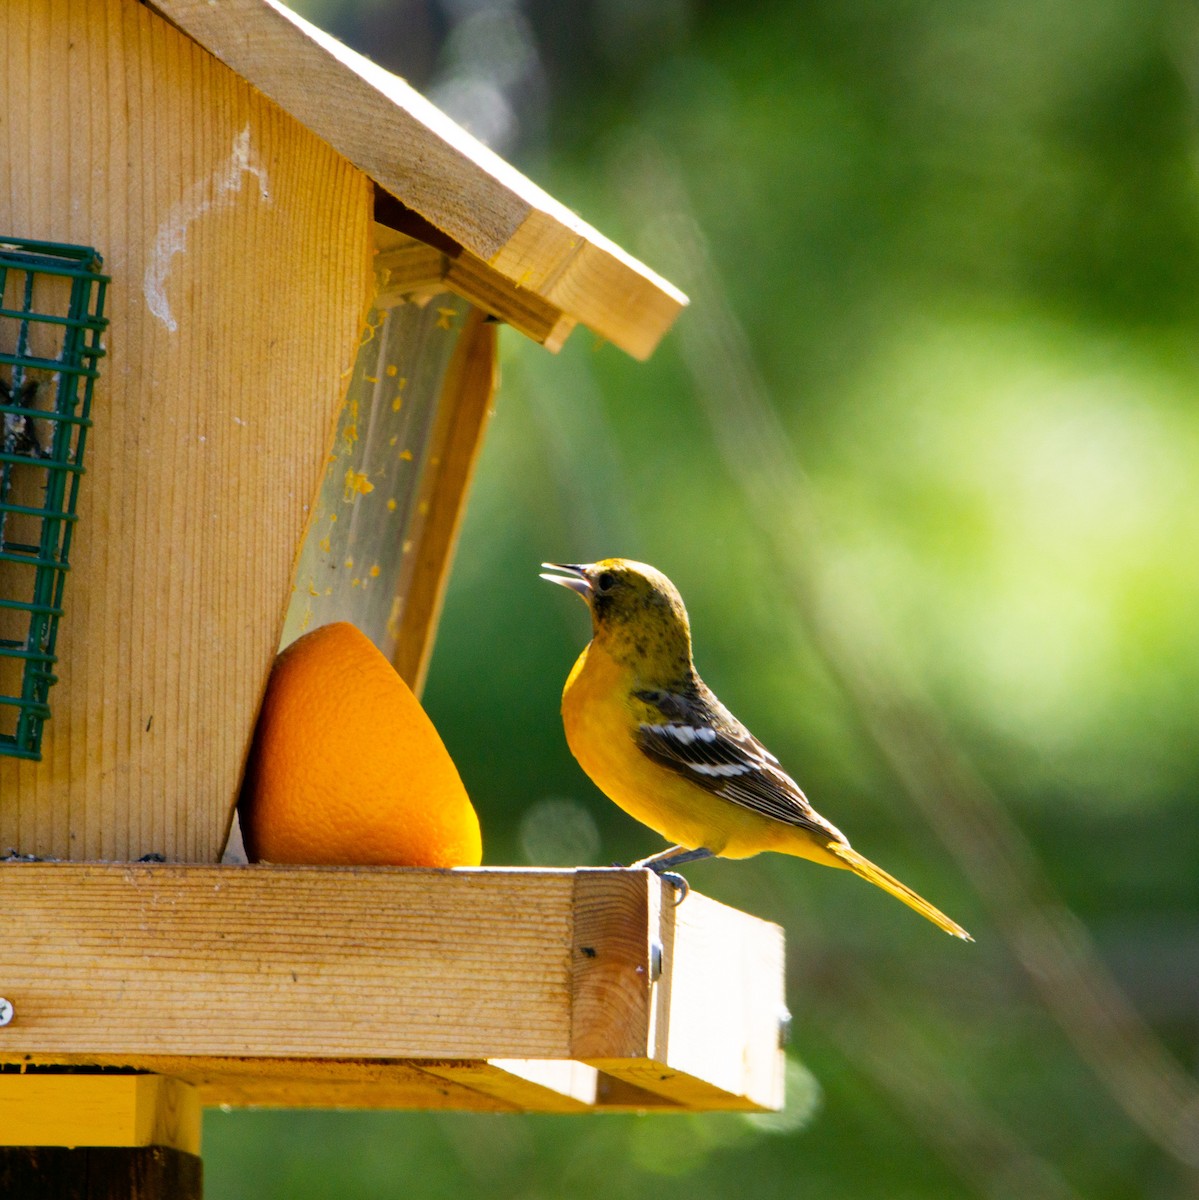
left=541, top=558, right=972, bottom=940
left=0, top=377, right=47, bottom=459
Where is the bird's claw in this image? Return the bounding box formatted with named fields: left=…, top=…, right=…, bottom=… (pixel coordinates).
left=617, top=861, right=691, bottom=904
left=654, top=869, right=690, bottom=905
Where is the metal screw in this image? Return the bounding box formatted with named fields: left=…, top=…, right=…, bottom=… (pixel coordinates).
left=0, top=998, right=14, bottom=1027
left=649, top=940, right=663, bottom=982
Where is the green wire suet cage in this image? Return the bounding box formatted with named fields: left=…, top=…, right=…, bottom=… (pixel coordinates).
left=0, top=238, right=108, bottom=761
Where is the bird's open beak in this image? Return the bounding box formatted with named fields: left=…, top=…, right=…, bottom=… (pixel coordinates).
left=540, top=562, right=593, bottom=599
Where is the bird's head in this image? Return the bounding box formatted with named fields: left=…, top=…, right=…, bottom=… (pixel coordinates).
left=540, top=559, right=694, bottom=677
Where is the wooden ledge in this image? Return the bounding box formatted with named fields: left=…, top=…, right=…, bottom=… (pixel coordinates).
left=0, top=865, right=785, bottom=1113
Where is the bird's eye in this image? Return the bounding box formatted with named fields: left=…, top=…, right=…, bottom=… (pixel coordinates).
left=595, top=571, right=617, bottom=592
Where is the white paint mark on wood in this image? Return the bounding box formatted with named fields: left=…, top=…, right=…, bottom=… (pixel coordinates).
left=145, top=124, right=271, bottom=331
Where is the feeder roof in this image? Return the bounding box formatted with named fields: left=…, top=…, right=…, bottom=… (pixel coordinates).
left=147, top=0, right=687, bottom=360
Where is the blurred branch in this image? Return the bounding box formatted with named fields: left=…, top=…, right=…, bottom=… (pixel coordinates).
left=612, top=134, right=1199, bottom=1173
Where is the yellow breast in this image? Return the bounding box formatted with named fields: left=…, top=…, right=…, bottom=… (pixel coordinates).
left=560, top=641, right=776, bottom=856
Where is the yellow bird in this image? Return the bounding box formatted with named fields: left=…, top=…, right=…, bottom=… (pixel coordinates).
left=541, top=558, right=972, bottom=940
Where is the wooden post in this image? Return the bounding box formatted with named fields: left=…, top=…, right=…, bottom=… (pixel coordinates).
left=0, top=1148, right=201, bottom=1200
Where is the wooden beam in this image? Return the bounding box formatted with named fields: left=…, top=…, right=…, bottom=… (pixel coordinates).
left=4, top=1058, right=515, bottom=1112
left=0, top=864, right=785, bottom=1112
left=374, top=229, right=577, bottom=352
left=445, top=255, right=576, bottom=352
left=0, top=865, right=576, bottom=1060
left=373, top=237, right=445, bottom=300
left=424, top=1060, right=599, bottom=1112
left=146, top=0, right=687, bottom=360
left=0, top=1075, right=201, bottom=1153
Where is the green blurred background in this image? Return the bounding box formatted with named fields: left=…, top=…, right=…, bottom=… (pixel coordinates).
left=208, top=1, right=1199, bottom=1196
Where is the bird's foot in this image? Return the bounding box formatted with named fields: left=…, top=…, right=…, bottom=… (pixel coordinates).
left=655, top=870, right=690, bottom=905
left=627, top=846, right=714, bottom=906
left=612, top=860, right=690, bottom=903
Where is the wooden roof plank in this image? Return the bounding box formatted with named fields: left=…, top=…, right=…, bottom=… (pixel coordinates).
left=146, top=0, right=686, bottom=359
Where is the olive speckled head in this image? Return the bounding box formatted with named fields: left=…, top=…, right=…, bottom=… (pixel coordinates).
left=540, top=559, right=694, bottom=678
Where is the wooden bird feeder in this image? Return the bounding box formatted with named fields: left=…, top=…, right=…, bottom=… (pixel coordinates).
left=0, top=1, right=787, bottom=1194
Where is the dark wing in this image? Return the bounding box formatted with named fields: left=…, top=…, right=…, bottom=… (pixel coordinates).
left=633, top=683, right=846, bottom=843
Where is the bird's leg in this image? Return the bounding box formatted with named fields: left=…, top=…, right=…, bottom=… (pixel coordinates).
left=631, top=845, right=714, bottom=870
left=630, top=845, right=714, bottom=905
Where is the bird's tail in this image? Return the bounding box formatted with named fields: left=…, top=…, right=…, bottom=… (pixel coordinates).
left=830, top=844, right=973, bottom=941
